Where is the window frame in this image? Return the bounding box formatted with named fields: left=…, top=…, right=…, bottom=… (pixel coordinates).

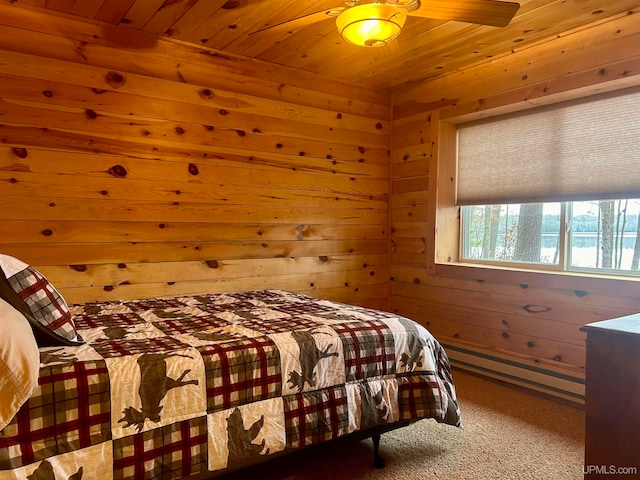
left=431, top=84, right=640, bottom=286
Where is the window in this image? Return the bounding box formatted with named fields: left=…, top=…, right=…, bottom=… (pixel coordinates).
left=462, top=199, right=640, bottom=275
left=456, top=86, right=640, bottom=277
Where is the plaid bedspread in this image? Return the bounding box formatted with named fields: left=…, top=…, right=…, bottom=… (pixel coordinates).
left=0, top=290, right=461, bottom=479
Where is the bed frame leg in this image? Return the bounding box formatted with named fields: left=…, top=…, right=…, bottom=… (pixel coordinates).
left=371, top=434, right=385, bottom=469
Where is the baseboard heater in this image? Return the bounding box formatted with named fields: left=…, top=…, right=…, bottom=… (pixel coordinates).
left=442, top=342, right=585, bottom=405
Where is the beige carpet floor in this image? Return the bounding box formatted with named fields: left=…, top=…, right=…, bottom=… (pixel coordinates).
left=221, top=369, right=585, bottom=480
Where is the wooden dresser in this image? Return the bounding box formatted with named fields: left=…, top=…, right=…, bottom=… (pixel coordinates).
left=581, top=314, right=640, bottom=480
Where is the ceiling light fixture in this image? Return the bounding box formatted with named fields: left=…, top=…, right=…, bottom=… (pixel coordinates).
left=336, top=3, right=407, bottom=47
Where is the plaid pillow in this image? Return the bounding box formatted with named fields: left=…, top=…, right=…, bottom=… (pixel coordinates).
left=0, top=254, right=83, bottom=346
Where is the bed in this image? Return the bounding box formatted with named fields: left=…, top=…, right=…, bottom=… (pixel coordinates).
left=0, top=254, right=461, bottom=479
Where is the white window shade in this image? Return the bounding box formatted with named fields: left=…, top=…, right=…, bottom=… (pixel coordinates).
left=456, top=86, right=640, bottom=205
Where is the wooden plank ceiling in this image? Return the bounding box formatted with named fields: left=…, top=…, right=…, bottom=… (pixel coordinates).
left=10, top=0, right=640, bottom=89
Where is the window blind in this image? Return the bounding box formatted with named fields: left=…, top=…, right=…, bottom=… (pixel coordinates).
left=456, top=85, right=640, bottom=205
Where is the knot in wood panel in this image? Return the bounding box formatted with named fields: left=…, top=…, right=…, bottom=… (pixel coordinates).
left=105, top=71, right=126, bottom=89
left=108, top=165, right=128, bottom=177
left=199, top=88, right=214, bottom=100
left=11, top=147, right=27, bottom=159
left=523, top=304, right=551, bottom=314
left=296, top=224, right=311, bottom=240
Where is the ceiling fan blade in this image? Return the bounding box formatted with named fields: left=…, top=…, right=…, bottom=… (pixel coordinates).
left=250, top=7, right=344, bottom=36
left=408, top=0, right=519, bottom=27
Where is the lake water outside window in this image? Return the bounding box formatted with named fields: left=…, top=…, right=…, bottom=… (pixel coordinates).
left=461, top=199, right=640, bottom=276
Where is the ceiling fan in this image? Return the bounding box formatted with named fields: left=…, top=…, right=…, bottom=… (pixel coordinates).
left=251, top=0, right=520, bottom=47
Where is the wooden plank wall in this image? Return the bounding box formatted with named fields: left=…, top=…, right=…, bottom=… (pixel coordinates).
left=0, top=3, right=391, bottom=309
left=390, top=10, right=640, bottom=388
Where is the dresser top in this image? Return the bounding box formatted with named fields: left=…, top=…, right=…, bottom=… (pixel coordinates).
left=581, top=313, right=640, bottom=336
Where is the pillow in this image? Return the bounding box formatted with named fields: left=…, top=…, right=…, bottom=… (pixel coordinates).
left=0, top=297, right=40, bottom=430
left=0, top=254, right=83, bottom=346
